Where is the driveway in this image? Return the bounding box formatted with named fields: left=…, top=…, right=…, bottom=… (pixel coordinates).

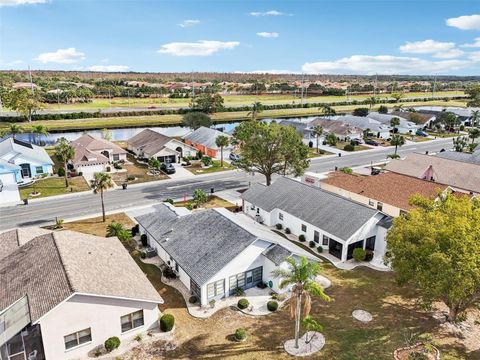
left=167, top=164, right=196, bottom=180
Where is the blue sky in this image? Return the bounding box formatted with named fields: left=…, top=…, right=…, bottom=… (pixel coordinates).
left=1, top=0, right=479, bottom=75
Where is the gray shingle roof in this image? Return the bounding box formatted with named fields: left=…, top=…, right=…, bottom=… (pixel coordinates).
left=242, top=177, right=379, bottom=240
left=183, top=127, right=230, bottom=149
left=127, top=129, right=174, bottom=155
left=262, top=244, right=291, bottom=266
left=434, top=150, right=480, bottom=166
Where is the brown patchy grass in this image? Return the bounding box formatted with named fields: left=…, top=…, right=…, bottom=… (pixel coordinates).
left=62, top=213, right=134, bottom=237
left=173, top=195, right=237, bottom=210
left=111, top=153, right=169, bottom=185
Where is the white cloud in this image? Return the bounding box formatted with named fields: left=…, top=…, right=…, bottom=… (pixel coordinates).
left=157, top=40, right=239, bottom=56
left=302, top=55, right=473, bottom=75
left=86, top=65, right=129, bottom=72
left=461, top=37, right=480, bottom=48
left=249, top=10, right=283, bottom=16
left=399, top=40, right=455, bottom=54
left=468, top=51, right=480, bottom=62
left=433, top=48, right=464, bottom=58
left=35, top=48, right=85, bottom=64
left=446, top=14, right=480, bottom=30
left=178, top=19, right=200, bottom=28
left=0, top=0, right=47, bottom=6
left=256, top=32, right=279, bottom=38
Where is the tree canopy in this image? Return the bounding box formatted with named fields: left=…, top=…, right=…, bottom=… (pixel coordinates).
left=182, top=112, right=212, bottom=130
left=3, top=88, right=44, bottom=122
left=465, top=84, right=480, bottom=107
left=190, top=93, right=224, bottom=113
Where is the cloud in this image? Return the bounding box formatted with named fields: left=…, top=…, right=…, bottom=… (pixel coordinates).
left=399, top=40, right=455, bottom=54
left=0, top=0, right=47, bottom=6
left=35, top=48, right=85, bottom=64
left=468, top=51, right=480, bottom=62
left=433, top=49, right=464, bottom=58
left=249, top=10, right=283, bottom=16
left=86, top=65, right=129, bottom=72
left=302, top=55, right=473, bottom=75
left=446, top=14, right=480, bottom=30
left=256, top=32, right=279, bottom=38
left=157, top=40, right=239, bottom=56
left=461, top=37, right=480, bottom=48
left=178, top=19, right=200, bottom=28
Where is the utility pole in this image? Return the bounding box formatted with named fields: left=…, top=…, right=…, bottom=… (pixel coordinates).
left=374, top=73, right=378, bottom=97
left=432, top=75, right=437, bottom=98
left=300, top=73, right=305, bottom=105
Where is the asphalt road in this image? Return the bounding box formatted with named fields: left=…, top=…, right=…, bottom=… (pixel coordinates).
left=0, top=138, right=453, bottom=230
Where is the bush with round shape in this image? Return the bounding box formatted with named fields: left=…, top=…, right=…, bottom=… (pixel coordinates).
left=267, top=300, right=278, bottom=312
left=298, top=234, right=306, bottom=242
left=234, top=328, right=246, bottom=341
left=285, top=228, right=291, bottom=234
left=309, top=240, right=315, bottom=248
left=275, top=223, right=283, bottom=230
left=237, top=298, right=249, bottom=309
left=188, top=295, right=198, bottom=304
left=352, top=248, right=366, bottom=262
left=104, top=336, right=120, bottom=352
left=57, top=167, right=65, bottom=177
left=317, top=246, right=323, bottom=253
left=160, top=314, right=175, bottom=332
left=344, top=144, right=355, bottom=152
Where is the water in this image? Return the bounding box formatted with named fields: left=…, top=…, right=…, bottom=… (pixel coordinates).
left=9, top=115, right=318, bottom=145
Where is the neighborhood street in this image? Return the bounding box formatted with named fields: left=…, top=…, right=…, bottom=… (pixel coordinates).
left=0, top=138, right=453, bottom=230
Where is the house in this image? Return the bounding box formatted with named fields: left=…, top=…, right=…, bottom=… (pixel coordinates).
left=182, top=127, right=232, bottom=159
left=70, top=134, right=128, bottom=173
left=385, top=153, right=480, bottom=194
left=320, top=171, right=453, bottom=217
left=331, top=115, right=391, bottom=138
left=0, top=160, right=21, bottom=205
left=308, top=118, right=363, bottom=140
left=0, top=138, right=53, bottom=182
left=0, top=229, right=163, bottom=360
left=278, top=120, right=310, bottom=138
left=135, top=204, right=314, bottom=307
left=390, top=111, right=435, bottom=128
left=242, top=177, right=392, bottom=266
left=366, top=112, right=418, bottom=134
left=434, top=150, right=480, bottom=166
left=127, top=129, right=197, bottom=163
left=414, top=106, right=480, bottom=126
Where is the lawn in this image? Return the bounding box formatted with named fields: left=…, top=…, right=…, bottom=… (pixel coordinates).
left=111, top=153, right=168, bottom=185
left=335, top=141, right=371, bottom=152
left=427, top=131, right=463, bottom=138
left=308, top=147, right=334, bottom=158
left=185, top=159, right=235, bottom=175
left=19, top=176, right=90, bottom=199
left=173, top=195, right=236, bottom=210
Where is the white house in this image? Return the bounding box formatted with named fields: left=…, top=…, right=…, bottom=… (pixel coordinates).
left=242, top=177, right=392, bottom=267
left=331, top=115, right=391, bottom=138
left=0, top=137, right=53, bottom=182
left=0, top=229, right=163, bottom=360
left=0, top=160, right=21, bottom=205
left=367, top=112, right=418, bottom=134
left=135, top=204, right=315, bottom=307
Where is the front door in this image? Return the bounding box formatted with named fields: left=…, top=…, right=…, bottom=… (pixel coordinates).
left=20, top=164, right=31, bottom=178
left=229, top=266, right=263, bottom=294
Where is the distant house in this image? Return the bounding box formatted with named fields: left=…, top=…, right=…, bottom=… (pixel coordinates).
left=0, top=159, right=21, bottom=205
left=0, top=228, right=163, bottom=360
left=182, top=127, right=232, bottom=158
left=70, top=134, right=128, bottom=173
left=414, top=106, right=480, bottom=126
left=367, top=112, right=417, bottom=134
left=0, top=137, right=53, bottom=182
left=331, top=115, right=391, bottom=138
left=242, top=177, right=392, bottom=267
left=278, top=120, right=310, bottom=138
left=127, top=129, right=197, bottom=163
left=308, top=118, right=363, bottom=139
left=135, top=204, right=314, bottom=306
left=390, top=111, right=435, bottom=128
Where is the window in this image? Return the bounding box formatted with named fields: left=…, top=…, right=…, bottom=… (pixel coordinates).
left=377, top=202, right=383, bottom=211
left=207, top=279, right=225, bottom=299
left=366, top=236, right=376, bottom=251
left=301, top=224, right=307, bottom=232
left=35, top=166, right=44, bottom=174
left=314, top=231, right=320, bottom=244
left=278, top=213, right=283, bottom=220
left=64, top=328, right=91, bottom=350
left=322, top=235, right=329, bottom=246
left=121, top=310, right=144, bottom=333
left=368, top=199, right=375, bottom=207
left=113, top=154, right=120, bottom=161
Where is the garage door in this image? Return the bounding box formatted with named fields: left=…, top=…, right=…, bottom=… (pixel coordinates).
left=157, top=155, right=176, bottom=164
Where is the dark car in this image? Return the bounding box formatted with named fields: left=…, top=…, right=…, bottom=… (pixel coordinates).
left=161, top=163, right=176, bottom=174
left=229, top=152, right=241, bottom=161
left=365, top=139, right=379, bottom=146
left=416, top=130, right=429, bottom=137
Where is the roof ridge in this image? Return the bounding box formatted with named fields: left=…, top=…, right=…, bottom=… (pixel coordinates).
left=212, top=208, right=261, bottom=242
left=51, top=232, right=76, bottom=294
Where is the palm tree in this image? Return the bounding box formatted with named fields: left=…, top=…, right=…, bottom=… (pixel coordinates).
left=362, top=128, right=371, bottom=140
left=248, top=101, right=263, bottom=120
left=470, top=110, right=479, bottom=128
left=271, top=256, right=330, bottom=349
left=390, top=117, right=400, bottom=133
left=54, top=138, right=75, bottom=187
left=31, top=124, right=49, bottom=145
left=4, top=123, right=24, bottom=139
left=215, top=135, right=230, bottom=167
left=468, top=128, right=480, bottom=145
left=90, top=172, right=114, bottom=222
left=365, top=96, right=378, bottom=109
left=311, top=125, right=323, bottom=154
left=106, top=222, right=125, bottom=237
left=390, top=134, right=405, bottom=155
left=318, top=104, right=336, bottom=118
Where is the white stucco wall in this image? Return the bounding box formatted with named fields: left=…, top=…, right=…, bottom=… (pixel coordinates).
left=262, top=258, right=291, bottom=294
left=38, top=294, right=159, bottom=360
left=0, top=172, right=20, bottom=205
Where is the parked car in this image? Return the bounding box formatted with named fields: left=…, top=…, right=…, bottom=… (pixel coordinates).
left=350, top=138, right=363, bottom=146
left=229, top=152, right=241, bottom=161
left=416, top=130, right=429, bottom=137
left=364, top=139, right=379, bottom=146
left=161, top=163, right=176, bottom=174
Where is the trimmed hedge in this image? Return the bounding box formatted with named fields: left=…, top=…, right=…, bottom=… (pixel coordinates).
left=160, top=314, right=175, bottom=332
left=285, top=228, right=291, bottom=234
left=237, top=298, right=249, bottom=309
left=309, top=240, right=315, bottom=248
left=275, top=223, right=283, bottom=230
left=317, top=246, right=323, bottom=253
left=104, top=336, right=120, bottom=352
left=298, top=234, right=306, bottom=242
left=267, top=300, right=278, bottom=312
left=234, top=328, right=246, bottom=341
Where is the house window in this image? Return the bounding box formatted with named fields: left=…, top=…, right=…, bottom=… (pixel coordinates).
left=35, top=166, right=43, bottom=174
left=301, top=224, right=307, bottom=232
left=368, top=199, right=375, bottom=207
left=113, top=154, right=120, bottom=161
left=314, top=231, right=320, bottom=244
left=207, top=279, right=225, bottom=299
left=322, top=235, right=329, bottom=246
left=377, top=202, right=383, bottom=211
left=279, top=213, right=283, bottom=220
left=64, top=328, right=91, bottom=350
left=121, top=310, right=144, bottom=333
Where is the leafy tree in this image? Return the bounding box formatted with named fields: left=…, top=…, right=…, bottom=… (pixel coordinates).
left=378, top=105, right=388, bottom=114
left=193, top=188, right=207, bottom=206
left=390, top=117, right=401, bottom=132
left=364, top=96, right=379, bottom=109
left=468, top=128, right=480, bottom=145
left=390, top=134, right=405, bottom=155
left=191, top=93, right=224, bottom=113
left=325, top=133, right=337, bottom=146
left=55, top=137, right=75, bottom=187
left=435, top=111, right=459, bottom=131
left=311, top=125, right=323, bottom=154
left=215, top=135, right=229, bottom=166
left=452, top=136, right=468, bottom=152
left=182, top=112, right=212, bottom=130
left=465, top=84, right=480, bottom=107
left=352, top=107, right=369, bottom=117
left=2, top=123, right=24, bottom=139
left=3, top=88, right=44, bottom=122
left=385, top=193, right=480, bottom=322
left=31, top=124, right=49, bottom=145
left=391, top=92, right=403, bottom=102
left=233, top=121, right=309, bottom=186
left=470, top=110, right=479, bottom=127
left=90, top=172, right=114, bottom=222
left=148, top=158, right=160, bottom=170
left=271, top=257, right=330, bottom=349
left=248, top=101, right=263, bottom=120
left=301, top=316, right=323, bottom=344
left=362, top=128, right=371, bottom=139
left=318, top=104, right=336, bottom=118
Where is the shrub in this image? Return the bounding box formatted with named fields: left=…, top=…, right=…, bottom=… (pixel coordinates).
left=140, top=252, right=146, bottom=259
left=309, top=240, right=315, bottom=248
left=186, top=203, right=193, bottom=210
left=378, top=105, right=388, bottom=114
left=127, top=175, right=135, bottom=181
left=308, top=141, right=313, bottom=148
left=267, top=300, right=278, bottom=312
left=104, top=336, right=120, bottom=352
left=57, top=167, right=65, bottom=176
left=188, top=295, right=198, bottom=304
left=344, top=144, right=355, bottom=151
left=352, top=107, right=369, bottom=117
left=298, top=234, right=306, bottom=242
left=317, top=246, right=323, bottom=253
left=275, top=223, right=283, bottom=230
left=340, top=167, right=353, bottom=174
left=352, top=248, right=366, bottom=261
left=164, top=198, right=174, bottom=204
left=201, top=156, right=212, bottom=166
left=234, top=328, right=246, bottom=341
left=78, top=171, right=83, bottom=176
left=209, top=299, right=216, bottom=308
left=234, top=287, right=245, bottom=296
left=237, top=298, right=249, bottom=309
left=134, top=334, right=142, bottom=342
left=106, top=166, right=111, bottom=172
left=285, top=228, right=291, bottom=234
left=159, top=314, right=175, bottom=332
left=162, top=267, right=177, bottom=279
left=365, top=249, right=374, bottom=261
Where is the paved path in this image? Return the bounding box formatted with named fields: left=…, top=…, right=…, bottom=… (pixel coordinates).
left=0, top=138, right=453, bottom=230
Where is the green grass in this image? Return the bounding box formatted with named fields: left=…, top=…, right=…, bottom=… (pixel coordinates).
left=185, top=159, right=235, bottom=175
left=19, top=176, right=90, bottom=199
left=308, top=147, right=334, bottom=158
left=426, top=131, right=462, bottom=138
left=336, top=141, right=371, bottom=152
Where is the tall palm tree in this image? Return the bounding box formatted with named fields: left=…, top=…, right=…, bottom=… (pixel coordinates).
left=365, top=96, right=379, bottom=109
left=215, top=134, right=230, bottom=166
left=4, top=123, right=24, bottom=139
left=362, top=128, right=371, bottom=140
left=90, top=172, right=114, bottom=222
left=311, top=125, right=323, bottom=154
left=31, top=124, right=49, bottom=145
left=390, top=117, right=400, bottom=133
left=390, top=134, right=405, bottom=155
left=468, top=128, right=480, bottom=145
left=318, top=104, right=336, bottom=118
left=470, top=110, right=479, bottom=128
left=248, top=101, right=263, bottom=120
left=271, top=256, right=330, bottom=349
left=55, top=137, right=75, bottom=187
